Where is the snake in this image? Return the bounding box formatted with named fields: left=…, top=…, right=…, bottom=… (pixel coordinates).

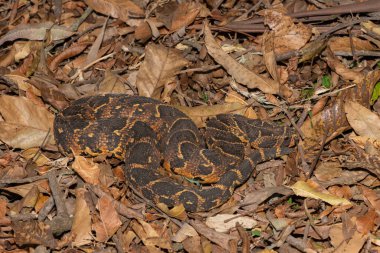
left=54, top=94, right=296, bottom=212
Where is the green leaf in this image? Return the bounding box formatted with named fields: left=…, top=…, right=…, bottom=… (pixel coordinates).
left=371, top=82, right=380, bottom=105
left=251, top=229, right=261, bottom=237
left=321, top=75, right=332, bottom=88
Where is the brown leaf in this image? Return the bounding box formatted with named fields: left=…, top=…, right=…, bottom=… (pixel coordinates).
left=204, top=24, right=279, bottom=94
left=71, top=156, right=101, bottom=185
left=356, top=209, right=378, bottom=234
left=345, top=101, right=380, bottom=139
left=98, top=70, right=130, bottom=93
left=85, top=0, right=144, bottom=22
left=12, top=219, right=56, bottom=248
left=325, top=48, right=364, bottom=83
left=131, top=219, right=172, bottom=250
left=0, top=95, right=55, bottom=149
left=328, top=37, right=376, bottom=53
left=0, top=22, right=74, bottom=47
left=156, top=2, right=200, bottom=31
left=1, top=180, right=50, bottom=197
left=189, top=219, right=238, bottom=250
left=301, top=70, right=380, bottom=150
left=259, top=9, right=312, bottom=55
left=72, top=188, right=92, bottom=247
left=360, top=186, right=380, bottom=211
left=136, top=44, right=189, bottom=98
left=95, top=195, right=122, bottom=242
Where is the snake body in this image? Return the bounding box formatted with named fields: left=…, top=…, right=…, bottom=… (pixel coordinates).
left=54, top=94, right=295, bottom=212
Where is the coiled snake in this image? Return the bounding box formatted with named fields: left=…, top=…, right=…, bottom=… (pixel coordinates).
left=54, top=94, right=296, bottom=212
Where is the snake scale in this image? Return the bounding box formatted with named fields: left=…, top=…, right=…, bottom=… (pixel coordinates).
left=54, top=94, right=296, bottom=212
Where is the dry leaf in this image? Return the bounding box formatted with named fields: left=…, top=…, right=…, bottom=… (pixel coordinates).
left=356, top=209, right=378, bottom=234
left=329, top=223, right=368, bottom=253
left=328, top=37, right=376, bottom=53
left=204, top=24, right=279, bottom=94
left=360, top=186, right=380, bottom=211
left=98, top=70, right=129, bottom=93
left=71, top=188, right=92, bottom=247
left=259, top=9, right=312, bottom=55
left=95, top=195, right=122, bottom=242
left=2, top=180, right=50, bottom=198
left=345, top=101, right=380, bottom=139
left=224, top=90, right=257, bottom=119
left=205, top=214, right=257, bottom=233
left=0, top=22, right=74, bottom=47
left=172, top=223, right=198, bottom=243
left=0, top=95, right=55, bottom=149
left=190, top=219, right=239, bottom=250
left=71, top=156, right=100, bottom=185
left=85, top=0, right=144, bottom=23
left=156, top=2, right=200, bottom=31
left=290, top=180, right=352, bottom=206
left=20, top=148, right=51, bottom=166
left=136, top=44, right=189, bottom=98
left=131, top=219, right=172, bottom=250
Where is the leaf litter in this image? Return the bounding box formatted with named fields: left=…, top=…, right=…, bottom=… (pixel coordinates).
left=0, top=0, right=380, bottom=252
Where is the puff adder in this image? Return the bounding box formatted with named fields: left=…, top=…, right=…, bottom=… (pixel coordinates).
left=54, top=94, right=296, bottom=212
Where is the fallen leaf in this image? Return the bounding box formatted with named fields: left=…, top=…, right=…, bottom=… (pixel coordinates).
left=205, top=214, right=257, bottom=233
left=329, top=223, right=368, bottom=253
left=156, top=2, right=200, bottom=31
left=71, top=156, right=100, bottom=185
left=259, top=9, right=312, bottom=55
left=189, top=219, right=239, bottom=250
left=345, top=101, right=380, bottom=139
left=72, top=188, right=92, bottom=247
left=172, top=223, right=198, bottom=243
left=290, top=180, right=352, bottom=206
left=204, top=24, right=279, bottom=94
left=136, top=44, right=189, bottom=98
left=0, top=95, right=55, bottom=149
left=85, top=0, right=144, bottom=23
left=360, top=186, right=380, bottom=211
left=0, top=22, right=74, bottom=47
left=95, top=195, right=122, bottom=242
left=356, top=209, right=378, bottom=234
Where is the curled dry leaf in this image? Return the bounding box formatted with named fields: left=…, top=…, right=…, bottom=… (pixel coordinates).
left=71, top=188, right=92, bottom=247
left=94, top=195, right=122, bottom=242
left=260, top=9, right=312, bottom=55
left=0, top=22, right=74, bottom=47
left=172, top=223, right=198, bottom=243
left=301, top=69, right=380, bottom=150
left=345, top=101, right=380, bottom=139
left=136, top=44, right=189, bottom=98
left=204, top=24, right=279, bottom=94
left=131, top=219, right=172, bottom=250
left=205, top=214, right=257, bottom=233
left=156, top=2, right=201, bottom=31
left=329, top=223, right=368, bottom=252
left=85, top=0, right=144, bottom=23
left=0, top=95, right=55, bottom=150
left=71, top=156, right=100, bottom=185
left=290, top=180, right=352, bottom=206
left=189, top=219, right=239, bottom=251
left=356, top=209, right=378, bottom=235
left=328, top=37, right=376, bottom=53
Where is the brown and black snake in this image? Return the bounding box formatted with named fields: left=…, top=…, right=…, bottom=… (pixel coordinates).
left=54, top=94, right=296, bottom=212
